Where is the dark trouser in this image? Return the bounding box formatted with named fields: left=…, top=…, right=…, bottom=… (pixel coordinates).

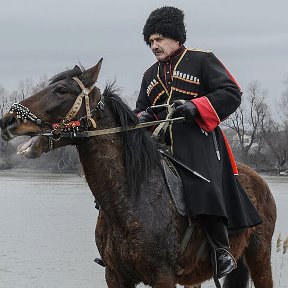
left=198, top=215, right=237, bottom=287
left=199, top=215, right=230, bottom=251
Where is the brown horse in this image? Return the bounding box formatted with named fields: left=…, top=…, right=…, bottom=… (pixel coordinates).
left=0, top=60, right=276, bottom=288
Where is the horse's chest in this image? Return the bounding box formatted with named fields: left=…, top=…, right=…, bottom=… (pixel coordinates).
left=105, top=234, right=142, bottom=263
left=103, top=230, right=153, bottom=276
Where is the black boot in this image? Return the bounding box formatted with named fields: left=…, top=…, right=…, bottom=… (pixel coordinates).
left=94, top=257, right=105, bottom=267
left=211, top=247, right=237, bottom=279
left=200, top=216, right=237, bottom=280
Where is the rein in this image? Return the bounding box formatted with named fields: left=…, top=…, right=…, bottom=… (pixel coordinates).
left=41, top=117, right=185, bottom=138
left=9, top=77, right=210, bottom=182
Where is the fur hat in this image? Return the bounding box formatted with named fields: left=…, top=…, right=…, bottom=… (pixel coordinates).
left=143, top=6, right=186, bottom=45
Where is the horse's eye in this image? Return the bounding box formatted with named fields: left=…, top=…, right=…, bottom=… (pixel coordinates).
left=58, top=88, right=66, bottom=94
left=53, top=86, right=67, bottom=95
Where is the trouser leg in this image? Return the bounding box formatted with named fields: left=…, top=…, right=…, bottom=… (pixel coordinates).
left=199, top=216, right=237, bottom=281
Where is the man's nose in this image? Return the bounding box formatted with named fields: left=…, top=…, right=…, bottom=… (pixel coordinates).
left=151, top=42, right=158, bottom=50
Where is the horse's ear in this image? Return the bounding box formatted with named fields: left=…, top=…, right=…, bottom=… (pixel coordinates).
left=72, top=65, right=82, bottom=75
left=85, top=58, right=103, bottom=85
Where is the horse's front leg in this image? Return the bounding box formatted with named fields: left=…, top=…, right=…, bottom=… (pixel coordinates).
left=105, top=268, right=136, bottom=288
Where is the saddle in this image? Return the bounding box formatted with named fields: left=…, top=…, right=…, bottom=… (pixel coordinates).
left=161, top=155, right=187, bottom=216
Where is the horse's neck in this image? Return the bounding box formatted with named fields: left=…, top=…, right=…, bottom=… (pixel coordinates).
left=77, top=136, right=130, bottom=214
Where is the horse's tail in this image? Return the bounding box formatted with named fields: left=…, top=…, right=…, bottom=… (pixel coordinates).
left=223, top=256, right=249, bottom=288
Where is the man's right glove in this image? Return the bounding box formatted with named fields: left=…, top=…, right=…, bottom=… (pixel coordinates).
left=172, top=100, right=199, bottom=122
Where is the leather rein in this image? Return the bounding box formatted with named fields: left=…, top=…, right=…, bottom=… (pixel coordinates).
left=9, top=77, right=211, bottom=183
left=9, top=77, right=184, bottom=149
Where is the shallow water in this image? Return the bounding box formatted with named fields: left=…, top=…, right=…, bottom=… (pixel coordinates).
left=0, top=170, right=287, bottom=288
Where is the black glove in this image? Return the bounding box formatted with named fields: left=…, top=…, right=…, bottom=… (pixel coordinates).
left=138, top=110, right=155, bottom=123
left=172, top=100, right=198, bottom=122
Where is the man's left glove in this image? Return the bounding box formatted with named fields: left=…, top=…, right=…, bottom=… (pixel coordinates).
left=172, top=100, right=199, bottom=121
left=138, top=110, right=155, bottom=123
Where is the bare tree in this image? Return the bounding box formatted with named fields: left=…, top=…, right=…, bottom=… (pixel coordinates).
left=0, top=86, right=9, bottom=167
left=276, top=76, right=288, bottom=123
left=224, top=81, right=270, bottom=163
left=261, top=119, right=288, bottom=173
left=0, top=77, right=51, bottom=170
left=17, top=75, right=48, bottom=100
left=0, top=85, right=11, bottom=115
left=262, top=76, right=288, bottom=173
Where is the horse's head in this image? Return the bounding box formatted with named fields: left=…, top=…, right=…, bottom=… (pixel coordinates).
left=0, top=59, right=103, bottom=158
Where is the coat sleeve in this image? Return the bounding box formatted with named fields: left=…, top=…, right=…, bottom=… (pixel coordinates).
left=134, top=75, right=152, bottom=114
left=191, top=52, right=242, bottom=132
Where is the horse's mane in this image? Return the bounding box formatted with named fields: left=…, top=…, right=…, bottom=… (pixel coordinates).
left=49, top=65, right=82, bottom=84
left=103, top=83, right=160, bottom=195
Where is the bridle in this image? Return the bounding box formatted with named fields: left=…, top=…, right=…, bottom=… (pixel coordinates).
left=9, top=77, right=104, bottom=139
left=51, top=77, right=97, bottom=136
left=9, top=77, right=185, bottom=149
left=8, top=77, right=211, bottom=182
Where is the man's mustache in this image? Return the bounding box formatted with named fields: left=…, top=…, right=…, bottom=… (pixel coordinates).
left=153, top=48, right=163, bottom=54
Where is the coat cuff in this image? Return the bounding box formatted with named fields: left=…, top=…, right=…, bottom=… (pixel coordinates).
left=192, top=97, right=220, bottom=132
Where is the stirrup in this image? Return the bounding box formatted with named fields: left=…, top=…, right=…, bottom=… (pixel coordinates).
left=211, top=248, right=237, bottom=279
left=94, top=257, right=105, bottom=267
left=211, top=248, right=237, bottom=288
left=216, top=248, right=237, bottom=279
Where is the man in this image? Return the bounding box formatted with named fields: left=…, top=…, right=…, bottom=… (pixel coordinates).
left=135, top=6, right=262, bottom=282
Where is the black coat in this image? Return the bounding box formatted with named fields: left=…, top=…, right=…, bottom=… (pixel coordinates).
left=135, top=47, right=261, bottom=229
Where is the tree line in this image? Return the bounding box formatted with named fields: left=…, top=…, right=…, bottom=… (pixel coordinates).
left=1, top=77, right=288, bottom=174
left=224, top=79, right=288, bottom=173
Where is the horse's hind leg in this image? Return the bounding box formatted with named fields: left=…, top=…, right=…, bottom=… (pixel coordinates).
left=245, top=246, right=273, bottom=288
left=223, top=256, right=249, bottom=288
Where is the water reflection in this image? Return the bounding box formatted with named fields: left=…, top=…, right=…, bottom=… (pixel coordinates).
left=0, top=170, right=287, bottom=287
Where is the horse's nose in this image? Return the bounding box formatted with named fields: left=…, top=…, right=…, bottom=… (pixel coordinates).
left=0, top=114, right=19, bottom=130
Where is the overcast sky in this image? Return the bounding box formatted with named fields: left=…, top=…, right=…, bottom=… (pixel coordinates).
left=0, top=0, right=287, bottom=106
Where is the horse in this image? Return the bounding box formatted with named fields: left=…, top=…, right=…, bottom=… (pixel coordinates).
left=0, top=59, right=277, bottom=288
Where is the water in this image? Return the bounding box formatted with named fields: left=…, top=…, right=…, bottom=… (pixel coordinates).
left=0, top=170, right=287, bottom=288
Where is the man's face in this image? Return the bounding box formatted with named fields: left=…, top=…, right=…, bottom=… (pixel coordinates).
left=149, top=34, right=180, bottom=61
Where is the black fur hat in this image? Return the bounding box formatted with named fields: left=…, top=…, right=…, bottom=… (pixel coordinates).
left=143, top=6, right=186, bottom=45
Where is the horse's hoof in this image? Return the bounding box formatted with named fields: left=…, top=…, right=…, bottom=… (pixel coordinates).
left=94, top=257, right=105, bottom=267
